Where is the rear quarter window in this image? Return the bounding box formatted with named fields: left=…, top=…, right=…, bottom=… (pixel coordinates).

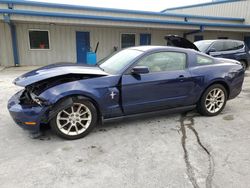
left=196, top=55, right=214, bottom=65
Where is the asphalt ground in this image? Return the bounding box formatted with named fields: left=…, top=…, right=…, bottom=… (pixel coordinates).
left=0, top=67, right=249, bottom=188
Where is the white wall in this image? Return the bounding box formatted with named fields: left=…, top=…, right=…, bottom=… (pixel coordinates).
left=186, top=30, right=244, bottom=42
left=0, top=22, right=246, bottom=66
left=165, top=0, right=250, bottom=24
left=15, top=23, right=184, bottom=66
left=0, top=22, right=14, bottom=66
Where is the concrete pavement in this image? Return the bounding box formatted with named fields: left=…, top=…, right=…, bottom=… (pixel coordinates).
left=0, top=67, right=249, bottom=188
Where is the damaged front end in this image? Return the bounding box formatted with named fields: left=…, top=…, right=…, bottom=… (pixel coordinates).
left=7, top=89, right=49, bottom=133
left=8, top=63, right=110, bottom=134
left=20, top=74, right=96, bottom=106
left=8, top=73, right=104, bottom=133
left=19, top=87, right=51, bottom=107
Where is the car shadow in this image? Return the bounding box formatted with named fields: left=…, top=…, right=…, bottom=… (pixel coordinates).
left=35, top=109, right=198, bottom=141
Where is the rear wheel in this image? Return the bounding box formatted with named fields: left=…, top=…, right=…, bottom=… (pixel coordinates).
left=197, top=84, right=227, bottom=116
left=50, top=98, right=97, bottom=140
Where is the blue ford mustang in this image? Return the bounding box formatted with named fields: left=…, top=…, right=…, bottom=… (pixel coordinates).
left=8, top=46, right=244, bottom=139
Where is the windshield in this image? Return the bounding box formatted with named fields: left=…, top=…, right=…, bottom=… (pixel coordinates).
left=194, top=40, right=214, bottom=52
left=98, top=49, right=143, bottom=74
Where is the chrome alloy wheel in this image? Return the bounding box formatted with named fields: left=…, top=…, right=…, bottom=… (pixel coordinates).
left=205, top=88, right=225, bottom=114
left=56, top=103, right=92, bottom=136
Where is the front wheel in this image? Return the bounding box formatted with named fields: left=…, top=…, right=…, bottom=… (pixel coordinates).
left=197, top=84, right=227, bottom=116
left=50, top=98, right=97, bottom=140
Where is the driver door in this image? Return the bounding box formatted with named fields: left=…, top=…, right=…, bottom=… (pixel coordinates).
left=121, top=51, right=196, bottom=115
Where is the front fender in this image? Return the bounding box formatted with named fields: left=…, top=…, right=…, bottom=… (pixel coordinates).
left=39, top=77, right=123, bottom=118
left=46, top=95, right=99, bottom=122
left=40, top=81, right=102, bottom=107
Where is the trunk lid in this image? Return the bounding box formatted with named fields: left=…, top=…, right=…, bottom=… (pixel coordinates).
left=165, top=35, right=200, bottom=51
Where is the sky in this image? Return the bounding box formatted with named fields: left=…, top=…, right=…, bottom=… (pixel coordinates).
left=29, top=0, right=211, bottom=11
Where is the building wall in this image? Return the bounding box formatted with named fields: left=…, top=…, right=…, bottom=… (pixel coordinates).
left=186, top=30, right=244, bottom=42
left=12, top=4, right=243, bottom=25
left=0, top=22, right=14, bottom=66
left=165, top=0, right=250, bottom=24
left=0, top=22, right=246, bottom=66
left=14, top=23, right=184, bottom=66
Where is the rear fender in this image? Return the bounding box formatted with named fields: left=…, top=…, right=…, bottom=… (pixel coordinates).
left=198, top=79, right=230, bottom=102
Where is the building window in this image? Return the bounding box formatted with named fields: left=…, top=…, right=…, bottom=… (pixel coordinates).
left=29, top=30, right=50, bottom=49
left=140, top=34, right=151, bottom=45
left=194, top=35, right=203, bottom=42
left=121, top=34, right=135, bottom=49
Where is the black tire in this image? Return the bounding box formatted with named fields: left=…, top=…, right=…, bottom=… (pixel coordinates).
left=240, top=60, right=247, bottom=71
left=50, top=97, right=98, bottom=140
left=197, top=84, right=228, bottom=116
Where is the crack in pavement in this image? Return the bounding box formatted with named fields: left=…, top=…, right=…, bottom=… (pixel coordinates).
left=180, top=112, right=214, bottom=188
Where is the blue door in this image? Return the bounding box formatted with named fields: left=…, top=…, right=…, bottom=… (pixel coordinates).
left=244, top=36, right=250, bottom=49
left=76, top=32, right=90, bottom=63
left=121, top=70, right=194, bottom=115
left=140, top=34, right=151, bottom=45
left=121, top=51, right=195, bottom=115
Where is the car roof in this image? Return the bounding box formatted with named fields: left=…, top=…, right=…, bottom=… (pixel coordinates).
left=129, top=45, right=196, bottom=53
left=127, top=45, right=214, bottom=60
left=194, top=39, right=244, bottom=43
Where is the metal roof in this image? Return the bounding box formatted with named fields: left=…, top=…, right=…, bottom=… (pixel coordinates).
left=0, top=0, right=244, bottom=21
left=0, top=0, right=249, bottom=29
left=161, top=0, right=241, bottom=12
left=1, top=8, right=249, bottom=28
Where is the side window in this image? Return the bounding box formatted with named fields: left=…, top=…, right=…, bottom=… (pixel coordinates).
left=210, top=41, right=223, bottom=52
left=223, top=41, right=236, bottom=51
left=137, top=52, right=186, bottom=72
left=233, top=41, right=244, bottom=50
left=197, top=55, right=213, bottom=64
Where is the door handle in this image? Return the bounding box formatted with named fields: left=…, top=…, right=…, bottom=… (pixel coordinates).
left=178, top=75, right=185, bottom=82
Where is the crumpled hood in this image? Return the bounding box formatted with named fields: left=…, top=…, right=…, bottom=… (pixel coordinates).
left=14, top=63, right=109, bottom=87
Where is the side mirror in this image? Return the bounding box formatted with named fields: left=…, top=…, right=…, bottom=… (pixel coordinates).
left=131, top=66, right=149, bottom=75
left=207, top=48, right=216, bottom=54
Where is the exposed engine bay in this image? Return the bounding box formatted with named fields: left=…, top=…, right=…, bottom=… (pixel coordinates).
left=19, top=74, right=103, bottom=106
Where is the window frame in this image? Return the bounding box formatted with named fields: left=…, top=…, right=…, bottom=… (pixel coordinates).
left=125, top=50, right=188, bottom=74
left=120, top=33, right=136, bottom=49
left=28, top=29, right=51, bottom=51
